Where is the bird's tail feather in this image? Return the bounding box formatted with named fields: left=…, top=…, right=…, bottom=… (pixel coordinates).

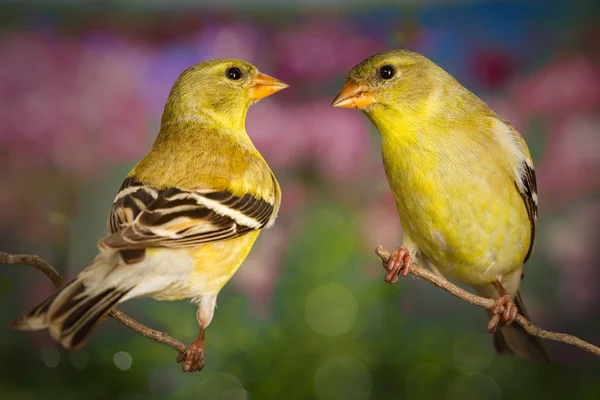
left=492, top=290, right=550, bottom=362
left=11, top=278, right=131, bottom=349
left=10, top=283, right=68, bottom=331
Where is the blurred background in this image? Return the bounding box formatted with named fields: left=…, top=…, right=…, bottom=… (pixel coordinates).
left=1, top=0, right=599, bottom=399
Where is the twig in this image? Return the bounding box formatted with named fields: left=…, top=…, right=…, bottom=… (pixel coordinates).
left=5, top=248, right=599, bottom=359
left=0, top=253, right=66, bottom=287
left=1, top=251, right=186, bottom=355
left=109, top=309, right=186, bottom=353
left=375, top=245, right=600, bottom=357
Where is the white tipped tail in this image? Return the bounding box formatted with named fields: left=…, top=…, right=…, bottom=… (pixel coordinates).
left=12, top=247, right=193, bottom=349
left=12, top=278, right=131, bottom=349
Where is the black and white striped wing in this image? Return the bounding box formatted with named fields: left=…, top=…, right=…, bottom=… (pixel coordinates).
left=101, top=180, right=275, bottom=254
left=108, top=177, right=161, bottom=234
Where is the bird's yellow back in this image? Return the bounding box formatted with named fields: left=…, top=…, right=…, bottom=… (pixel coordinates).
left=131, top=120, right=278, bottom=203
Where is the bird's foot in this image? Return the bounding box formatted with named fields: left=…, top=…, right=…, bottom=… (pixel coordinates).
left=383, top=245, right=412, bottom=284
left=487, top=294, right=518, bottom=333
left=177, top=335, right=205, bottom=372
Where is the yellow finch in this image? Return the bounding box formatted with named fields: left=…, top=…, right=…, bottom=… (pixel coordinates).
left=12, top=59, right=287, bottom=372
left=332, top=50, right=548, bottom=361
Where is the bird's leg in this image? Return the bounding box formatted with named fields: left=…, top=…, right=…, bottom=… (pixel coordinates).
left=178, top=326, right=205, bottom=372
left=487, top=278, right=518, bottom=333
left=177, top=295, right=217, bottom=373
left=382, top=245, right=413, bottom=284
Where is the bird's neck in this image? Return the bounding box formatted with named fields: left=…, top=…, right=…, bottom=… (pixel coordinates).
left=367, top=107, right=424, bottom=149
left=366, top=94, right=455, bottom=183
left=156, top=115, right=257, bottom=156
left=162, top=107, right=247, bottom=133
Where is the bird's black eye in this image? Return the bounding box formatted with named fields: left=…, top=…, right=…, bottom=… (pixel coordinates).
left=226, top=67, right=242, bottom=80
left=378, top=65, right=396, bottom=80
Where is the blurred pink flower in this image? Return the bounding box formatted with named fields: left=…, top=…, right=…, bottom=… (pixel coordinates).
left=203, top=21, right=262, bottom=62
left=248, top=98, right=372, bottom=181
left=274, top=20, right=384, bottom=82
left=513, top=55, right=600, bottom=117
left=537, top=114, right=600, bottom=198
left=486, top=53, right=600, bottom=204
left=0, top=30, right=150, bottom=180
left=310, top=99, right=373, bottom=181
left=247, top=100, right=313, bottom=168
left=545, top=201, right=600, bottom=317
left=472, top=49, right=516, bottom=90
left=0, top=30, right=151, bottom=237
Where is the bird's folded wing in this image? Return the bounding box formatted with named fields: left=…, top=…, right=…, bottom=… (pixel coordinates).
left=108, top=176, right=158, bottom=235
left=494, top=118, right=538, bottom=263
left=102, top=176, right=274, bottom=250
left=515, top=154, right=538, bottom=263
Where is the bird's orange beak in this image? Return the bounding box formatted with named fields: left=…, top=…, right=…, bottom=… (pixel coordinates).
left=331, top=81, right=375, bottom=109
left=250, top=73, right=289, bottom=101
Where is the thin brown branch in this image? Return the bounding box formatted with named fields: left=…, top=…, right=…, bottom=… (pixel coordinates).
left=5, top=248, right=599, bottom=359
left=375, top=245, right=600, bottom=357
left=1, top=251, right=186, bottom=355
left=109, top=309, right=186, bottom=353
left=0, top=252, right=66, bottom=287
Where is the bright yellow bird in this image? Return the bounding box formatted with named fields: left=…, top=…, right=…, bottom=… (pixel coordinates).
left=12, top=59, right=287, bottom=372
left=332, top=49, right=548, bottom=361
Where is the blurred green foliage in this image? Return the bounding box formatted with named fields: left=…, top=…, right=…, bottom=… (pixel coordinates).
left=2, top=195, right=600, bottom=399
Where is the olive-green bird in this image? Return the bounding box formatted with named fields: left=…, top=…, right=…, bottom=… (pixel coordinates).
left=12, top=59, right=288, bottom=372
left=332, top=49, right=548, bottom=361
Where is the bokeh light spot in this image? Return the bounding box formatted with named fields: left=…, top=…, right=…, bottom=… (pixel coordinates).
left=314, top=356, right=372, bottom=400
left=113, top=351, right=132, bottom=371
left=305, top=283, right=358, bottom=336
left=447, top=373, right=501, bottom=400
left=40, top=347, right=60, bottom=368
left=452, top=336, right=493, bottom=374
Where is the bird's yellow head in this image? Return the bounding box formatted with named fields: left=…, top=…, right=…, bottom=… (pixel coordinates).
left=331, top=50, right=441, bottom=115
left=162, top=59, right=288, bottom=131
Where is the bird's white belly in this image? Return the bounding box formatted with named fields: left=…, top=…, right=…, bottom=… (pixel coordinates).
left=82, top=232, right=260, bottom=303
left=122, top=249, right=198, bottom=301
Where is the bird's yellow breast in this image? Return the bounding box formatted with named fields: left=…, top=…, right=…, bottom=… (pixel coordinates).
left=145, top=231, right=260, bottom=301
left=379, top=118, right=530, bottom=285
left=188, top=231, right=260, bottom=295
